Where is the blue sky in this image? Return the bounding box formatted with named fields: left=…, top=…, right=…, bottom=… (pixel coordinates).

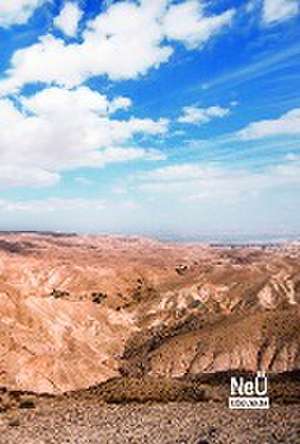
left=0, top=0, right=299, bottom=239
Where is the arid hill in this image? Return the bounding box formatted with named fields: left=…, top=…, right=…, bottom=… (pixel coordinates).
left=0, top=232, right=299, bottom=394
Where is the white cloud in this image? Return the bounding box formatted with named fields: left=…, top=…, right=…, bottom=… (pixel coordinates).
left=237, top=108, right=300, bottom=140
left=88, top=146, right=166, bottom=165
left=0, top=165, right=59, bottom=188
left=163, top=0, right=235, bottom=49
left=21, top=85, right=109, bottom=115
left=137, top=157, right=300, bottom=202
left=140, top=163, right=218, bottom=181
left=2, top=158, right=299, bottom=234
left=0, top=0, right=235, bottom=94
left=109, top=96, right=132, bottom=114
left=54, top=2, right=83, bottom=37
left=263, top=0, right=299, bottom=25
left=178, top=105, right=230, bottom=124
left=0, top=1, right=171, bottom=93
left=125, top=117, right=169, bottom=135
left=0, top=0, right=46, bottom=28
left=0, top=86, right=167, bottom=187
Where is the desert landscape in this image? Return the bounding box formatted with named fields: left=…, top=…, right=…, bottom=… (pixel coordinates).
left=1, top=0, right=299, bottom=442
left=0, top=232, right=299, bottom=443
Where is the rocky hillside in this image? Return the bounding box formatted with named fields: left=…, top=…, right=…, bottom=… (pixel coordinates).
left=0, top=232, right=299, bottom=394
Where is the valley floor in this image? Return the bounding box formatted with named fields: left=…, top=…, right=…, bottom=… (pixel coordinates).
left=0, top=400, right=299, bottom=444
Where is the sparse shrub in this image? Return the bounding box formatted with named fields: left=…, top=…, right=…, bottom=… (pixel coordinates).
left=91, top=292, right=107, bottom=304
left=50, top=289, right=69, bottom=299
left=175, top=264, right=188, bottom=275
left=19, top=396, right=35, bottom=409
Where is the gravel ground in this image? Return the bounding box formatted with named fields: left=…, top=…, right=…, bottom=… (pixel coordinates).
left=0, top=401, right=299, bottom=444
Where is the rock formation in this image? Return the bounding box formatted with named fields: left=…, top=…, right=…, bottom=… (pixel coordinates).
left=0, top=232, right=299, bottom=393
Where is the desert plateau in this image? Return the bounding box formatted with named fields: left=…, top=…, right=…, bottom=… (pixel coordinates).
left=0, top=232, right=299, bottom=443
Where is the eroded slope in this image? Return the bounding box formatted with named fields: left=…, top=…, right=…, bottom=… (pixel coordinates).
left=0, top=232, right=299, bottom=393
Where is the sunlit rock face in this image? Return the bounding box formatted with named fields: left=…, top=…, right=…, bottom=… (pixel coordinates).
left=0, top=233, right=299, bottom=393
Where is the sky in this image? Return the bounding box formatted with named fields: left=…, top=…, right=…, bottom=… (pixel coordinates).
left=0, top=0, right=299, bottom=240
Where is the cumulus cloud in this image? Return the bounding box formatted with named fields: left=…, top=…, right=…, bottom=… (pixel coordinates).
left=263, top=0, right=299, bottom=25
left=0, top=0, right=235, bottom=94
left=237, top=108, right=300, bottom=140
left=178, top=105, right=230, bottom=124
left=163, top=0, right=235, bottom=49
left=0, top=86, right=167, bottom=187
left=0, top=0, right=46, bottom=28
left=54, top=2, right=83, bottom=37
left=109, top=96, right=132, bottom=114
